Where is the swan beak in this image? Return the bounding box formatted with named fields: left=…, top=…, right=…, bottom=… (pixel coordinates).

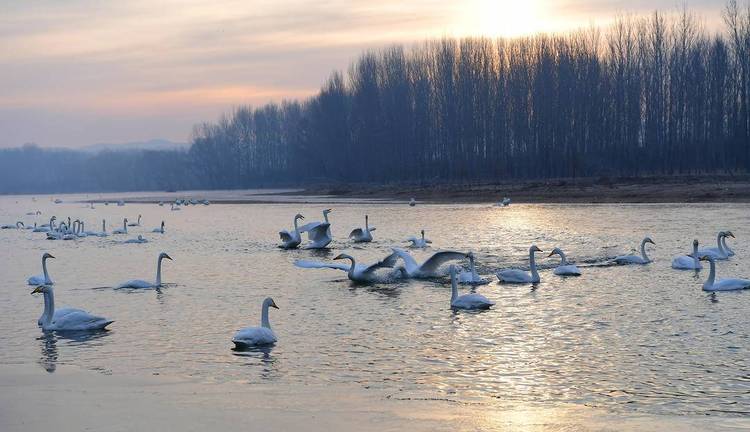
left=48, top=254, right=55, bottom=259
left=271, top=302, right=279, bottom=309
left=333, top=254, right=344, bottom=260
left=31, top=286, right=44, bottom=294
left=547, top=252, right=554, bottom=257
left=164, top=254, right=173, bottom=260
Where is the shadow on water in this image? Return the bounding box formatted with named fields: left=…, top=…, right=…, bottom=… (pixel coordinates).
left=231, top=344, right=280, bottom=381
left=37, top=329, right=112, bottom=373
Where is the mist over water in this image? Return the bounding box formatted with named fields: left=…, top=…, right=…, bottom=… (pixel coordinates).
left=1, top=195, right=748, bottom=416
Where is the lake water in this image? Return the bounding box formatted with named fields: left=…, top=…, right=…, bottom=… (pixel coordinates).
left=1, top=194, right=749, bottom=419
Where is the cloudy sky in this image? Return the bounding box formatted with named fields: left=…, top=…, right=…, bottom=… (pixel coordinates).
left=0, top=0, right=726, bottom=148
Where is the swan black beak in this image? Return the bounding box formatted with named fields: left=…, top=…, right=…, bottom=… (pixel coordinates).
left=48, top=254, right=55, bottom=259
left=165, top=254, right=173, bottom=260
left=547, top=252, right=555, bottom=257
left=31, top=286, right=44, bottom=294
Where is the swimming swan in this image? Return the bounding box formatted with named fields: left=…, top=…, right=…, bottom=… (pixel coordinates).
left=548, top=247, right=582, bottom=276
left=349, top=215, right=375, bottom=243
left=232, top=297, right=279, bottom=348
left=294, top=252, right=399, bottom=283
left=391, top=248, right=468, bottom=278
left=299, top=209, right=332, bottom=249
left=672, top=240, right=702, bottom=270
left=128, top=215, right=142, bottom=227
left=721, top=231, right=735, bottom=256
left=28, top=252, right=55, bottom=285
left=116, top=252, right=172, bottom=289
left=457, top=252, right=490, bottom=285
left=32, top=285, right=113, bottom=331
left=406, top=230, right=432, bottom=248
left=152, top=221, right=165, bottom=233
left=449, top=265, right=494, bottom=310
left=497, top=245, right=543, bottom=283
left=279, top=214, right=304, bottom=249
left=697, top=231, right=732, bottom=260
left=112, top=218, right=128, bottom=235
left=700, top=255, right=750, bottom=292
left=613, top=237, right=654, bottom=265
left=123, top=235, right=148, bottom=244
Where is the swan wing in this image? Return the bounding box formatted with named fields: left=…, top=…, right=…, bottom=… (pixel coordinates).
left=390, top=248, right=419, bottom=274
left=361, top=252, right=401, bottom=275
left=418, top=251, right=467, bottom=275
left=453, top=293, right=494, bottom=309
left=306, top=223, right=331, bottom=241
left=279, top=230, right=293, bottom=242
left=297, top=222, right=322, bottom=233
left=27, top=275, right=50, bottom=285
left=294, top=260, right=350, bottom=272
left=232, top=327, right=277, bottom=346
left=497, top=269, right=531, bottom=283
left=52, top=310, right=113, bottom=331
left=116, top=279, right=155, bottom=289
left=349, top=228, right=364, bottom=238
left=709, top=278, right=750, bottom=291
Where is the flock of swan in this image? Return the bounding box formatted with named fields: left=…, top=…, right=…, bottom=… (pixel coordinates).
left=4, top=201, right=749, bottom=351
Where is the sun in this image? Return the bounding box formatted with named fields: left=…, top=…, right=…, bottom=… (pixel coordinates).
left=457, top=0, right=543, bottom=38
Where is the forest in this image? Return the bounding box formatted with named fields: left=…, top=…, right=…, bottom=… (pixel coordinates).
left=2, top=2, right=749, bottom=194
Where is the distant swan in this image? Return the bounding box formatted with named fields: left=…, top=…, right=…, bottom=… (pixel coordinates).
left=32, top=285, right=113, bottom=331
left=613, top=237, right=654, bottom=265
left=497, top=245, right=543, bottom=283
left=697, top=231, right=731, bottom=260
left=123, top=235, right=148, bottom=244
left=391, top=248, right=467, bottom=278
left=27, top=252, right=55, bottom=285
left=406, top=230, right=432, bottom=248
left=112, top=218, right=128, bottom=235
left=672, top=239, right=702, bottom=270
left=700, top=255, right=750, bottom=292
left=128, top=215, right=142, bottom=227
left=349, top=215, right=375, bottom=243
left=294, top=252, right=399, bottom=283
left=232, top=297, right=279, bottom=348
left=449, top=265, right=494, bottom=310
left=457, top=252, right=489, bottom=285
left=116, top=252, right=172, bottom=289
left=1, top=221, right=23, bottom=229
left=152, top=221, right=165, bottom=233
left=409, top=198, right=416, bottom=207
left=279, top=214, right=304, bottom=249
left=298, top=209, right=332, bottom=249
left=548, top=247, right=582, bottom=276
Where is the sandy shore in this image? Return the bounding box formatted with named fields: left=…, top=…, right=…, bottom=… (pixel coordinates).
left=1, top=364, right=745, bottom=432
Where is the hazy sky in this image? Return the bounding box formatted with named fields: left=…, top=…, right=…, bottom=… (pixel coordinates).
left=0, top=0, right=726, bottom=148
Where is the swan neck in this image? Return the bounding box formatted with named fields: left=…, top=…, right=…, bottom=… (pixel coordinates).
left=640, top=240, right=650, bottom=261
left=450, top=271, right=458, bottom=303
left=692, top=243, right=699, bottom=268
left=261, top=303, right=271, bottom=329
left=558, top=250, right=568, bottom=265
left=42, top=289, right=54, bottom=327
left=42, top=257, right=50, bottom=282
left=156, top=256, right=163, bottom=286
left=346, top=257, right=356, bottom=279
left=293, top=217, right=300, bottom=233
left=323, top=212, right=329, bottom=223
left=529, top=250, right=539, bottom=280
left=469, top=255, right=477, bottom=276
left=705, top=259, right=716, bottom=287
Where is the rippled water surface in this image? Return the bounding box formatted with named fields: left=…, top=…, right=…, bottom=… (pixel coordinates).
left=1, top=195, right=748, bottom=417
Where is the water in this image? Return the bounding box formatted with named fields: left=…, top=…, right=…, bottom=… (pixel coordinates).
left=1, top=195, right=749, bottom=417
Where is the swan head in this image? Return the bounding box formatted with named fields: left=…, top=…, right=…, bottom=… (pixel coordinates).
left=294, top=213, right=305, bottom=221
left=547, top=247, right=563, bottom=258
left=159, top=252, right=173, bottom=261
left=724, top=231, right=735, bottom=239
left=420, top=229, right=425, bottom=236
left=31, top=285, right=51, bottom=295
left=643, top=237, right=655, bottom=245
left=699, top=255, right=715, bottom=263
left=42, top=252, right=55, bottom=260
left=692, top=239, right=699, bottom=248
left=323, top=209, right=332, bottom=215
left=263, top=297, right=279, bottom=309
left=530, top=245, right=542, bottom=254
left=124, top=218, right=128, bottom=223
left=333, top=253, right=353, bottom=262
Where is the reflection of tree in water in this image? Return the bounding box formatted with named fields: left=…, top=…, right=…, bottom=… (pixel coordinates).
left=232, top=344, right=281, bottom=381
left=37, top=330, right=112, bottom=373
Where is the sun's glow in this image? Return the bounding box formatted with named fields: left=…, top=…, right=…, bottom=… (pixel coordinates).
left=456, top=0, right=545, bottom=38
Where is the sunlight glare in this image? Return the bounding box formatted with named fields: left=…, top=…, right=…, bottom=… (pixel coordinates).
left=458, top=0, right=544, bottom=37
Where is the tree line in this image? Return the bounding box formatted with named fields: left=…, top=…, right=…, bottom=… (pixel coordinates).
left=2, top=2, right=749, bottom=194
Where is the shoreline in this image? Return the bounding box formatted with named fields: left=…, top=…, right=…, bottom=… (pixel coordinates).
left=1, top=363, right=743, bottom=432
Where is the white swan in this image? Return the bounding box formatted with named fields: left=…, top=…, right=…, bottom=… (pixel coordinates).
left=95, top=220, right=109, bottom=237
left=548, top=247, right=582, bottom=276
left=391, top=248, right=468, bottom=278
left=672, top=240, right=702, bottom=270
left=232, top=297, right=279, bottom=348
left=128, top=215, right=142, bottom=227
left=457, top=252, right=489, bottom=285
left=406, top=230, right=432, bottom=248
left=124, top=235, right=148, bottom=244
left=697, top=231, right=731, bottom=260
left=116, top=252, right=172, bottom=289
left=1, top=221, right=24, bottom=229
left=298, top=209, right=332, bottom=249
left=349, top=215, right=375, bottom=243
left=497, top=245, right=543, bottom=283
left=449, top=265, right=494, bottom=310
left=613, top=237, right=654, bottom=265
left=112, top=218, right=128, bottom=235
left=117, top=200, right=125, bottom=206
left=722, top=231, right=735, bottom=256
left=700, top=255, right=750, bottom=292
left=32, top=285, right=113, bottom=331
left=28, top=253, right=55, bottom=285
left=152, top=221, right=165, bottom=233
left=409, top=198, right=416, bottom=207
left=33, top=217, right=54, bottom=233
left=294, top=252, right=399, bottom=283
left=171, top=203, right=181, bottom=211
left=279, top=214, right=304, bottom=249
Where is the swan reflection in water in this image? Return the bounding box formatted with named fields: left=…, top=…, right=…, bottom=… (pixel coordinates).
left=232, top=344, right=280, bottom=381
left=37, top=330, right=112, bottom=373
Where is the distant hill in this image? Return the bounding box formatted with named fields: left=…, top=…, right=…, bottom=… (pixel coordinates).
left=82, top=138, right=188, bottom=153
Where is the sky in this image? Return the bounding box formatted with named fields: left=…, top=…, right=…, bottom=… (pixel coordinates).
left=0, top=0, right=726, bottom=149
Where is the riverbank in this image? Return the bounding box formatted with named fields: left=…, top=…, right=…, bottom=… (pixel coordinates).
left=1, top=364, right=742, bottom=432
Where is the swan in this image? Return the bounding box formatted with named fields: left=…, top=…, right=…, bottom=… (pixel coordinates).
left=696, top=232, right=731, bottom=260
left=349, top=215, right=375, bottom=243
left=28, top=253, right=55, bottom=285
left=95, top=219, right=109, bottom=237
left=457, top=252, right=489, bottom=285
left=112, top=218, right=128, bottom=235
left=116, top=252, right=172, bottom=289
left=117, top=200, right=125, bottom=206
left=279, top=214, right=304, bottom=249
left=128, top=215, right=142, bottom=227
left=391, top=248, right=468, bottom=278
left=232, top=297, right=279, bottom=348
left=672, top=240, right=702, bottom=270
left=54, top=199, right=63, bottom=204
left=158, top=201, right=164, bottom=206
left=298, top=209, right=332, bottom=249
left=722, top=231, right=735, bottom=257
left=497, top=245, right=543, bottom=283
left=1, top=221, right=24, bottom=229
left=294, top=252, right=400, bottom=283
left=548, top=247, right=582, bottom=276
left=613, top=237, right=654, bottom=265
left=24, top=223, right=36, bottom=230
left=449, top=265, right=494, bottom=310
left=406, top=230, right=432, bottom=248
left=81, top=221, right=100, bottom=236
left=409, top=198, right=416, bottom=207
left=26, top=211, right=41, bottom=216
left=171, top=203, right=181, bottom=211
left=32, top=285, right=113, bottom=331
left=202, top=200, right=210, bottom=205
left=123, top=235, right=148, bottom=244
left=700, top=255, right=750, bottom=292
left=152, top=221, right=165, bottom=233
left=33, top=217, right=54, bottom=233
